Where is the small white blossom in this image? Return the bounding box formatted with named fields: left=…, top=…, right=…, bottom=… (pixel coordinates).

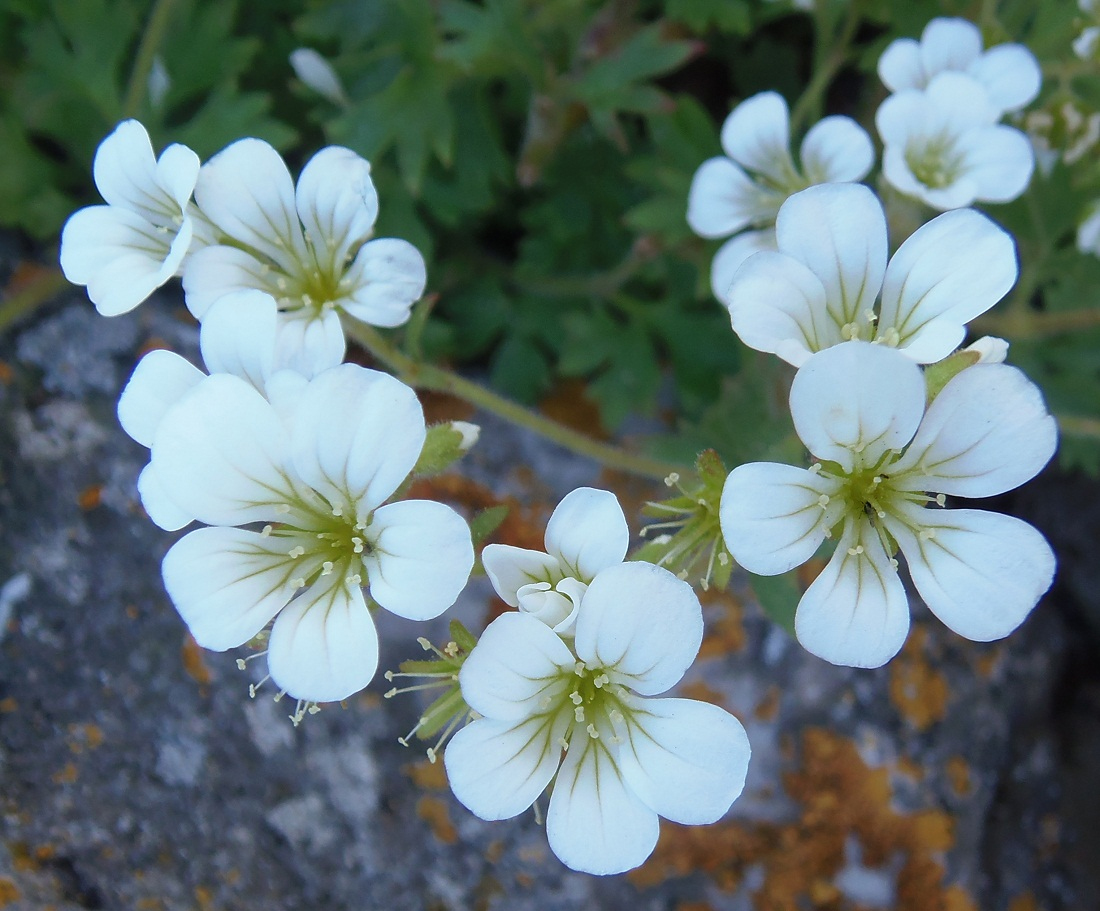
left=687, top=92, right=873, bottom=300
left=290, top=48, right=349, bottom=106
left=444, top=562, right=751, bottom=875
left=149, top=364, right=474, bottom=703
left=60, top=120, right=200, bottom=316
left=724, top=183, right=1017, bottom=367
left=182, top=140, right=426, bottom=373
left=481, top=487, right=629, bottom=635
left=1075, top=0, right=1100, bottom=59
left=720, top=341, right=1056, bottom=668
left=963, top=335, right=1008, bottom=363
left=876, top=71, right=1034, bottom=210
left=878, top=17, right=1041, bottom=117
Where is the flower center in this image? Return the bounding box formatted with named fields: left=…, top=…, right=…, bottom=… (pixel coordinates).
left=266, top=501, right=376, bottom=589
left=550, top=662, right=629, bottom=748
left=905, top=134, right=965, bottom=189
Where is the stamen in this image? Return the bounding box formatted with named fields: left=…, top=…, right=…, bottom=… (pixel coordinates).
left=847, top=545, right=865, bottom=556
left=818, top=494, right=831, bottom=509
left=345, top=573, right=362, bottom=585
left=570, top=691, right=583, bottom=705
left=808, top=463, right=822, bottom=474
left=248, top=674, right=271, bottom=698
left=331, top=505, right=343, bottom=517
left=558, top=737, right=570, bottom=751
left=288, top=545, right=306, bottom=558
left=586, top=723, right=600, bottom=739
left=321, top=561, right=334, bottom=575
left=260, top=524, right=273, bottom=537
left=919, top=528, right=936, bottom=540
left=936, top=493, right=946, bottom=507
left=664, top=472, right=680, bottom=487
left=290, top=577, right=306, bottom=589
left=275, top=503, right=291, bottom=514
left=236, top=650, right=268, bottom=670
left=574, top=706, right=585, bottom=722
left=593, top=674, right=609, bottom=688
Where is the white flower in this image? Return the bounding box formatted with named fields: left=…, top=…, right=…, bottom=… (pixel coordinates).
left=182, top=140, right=426, bottom=372
left=724, top=183, right=1017, bottom=367
left=60, top=120, right=200, bottom=316
left=878, top=17, right=1041, bottom=116
left=876, top=72, right=1035, bottom=210
left=290, top=48, right=349, bottom=105
left=481, top=487, right=629, bottom=635
left=687, top=92, right=873, bottom=300
left=444, top=562, right=751, bottom=875
left=719, top=341, right=1057, bottom=668
left=1075, top=0, right=1100, bottom=59
left=1078, top=200, right=1100, bottom=256
left=150, top=364, right=474, bottom=704
left=963, top=335, right=1008, bottom=364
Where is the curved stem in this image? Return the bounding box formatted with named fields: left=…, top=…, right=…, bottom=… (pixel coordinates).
left=0, top=266, right=69, bottom=335
left=123, top=0, right=180, bottom=118
left=789, top=0, right=862, bottom=135
left=972, top=306, right=1100, bottom=339
left=1058, top=413, right=1100, bottom=441
left=342, top=319, right=690, bottom=481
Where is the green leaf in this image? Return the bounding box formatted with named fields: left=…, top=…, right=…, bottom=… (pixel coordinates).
left=469, top=504, right=509, bottom=545
left=665, top=0, right=752, bottom=34
left=749, top=571, right=799, bottom=636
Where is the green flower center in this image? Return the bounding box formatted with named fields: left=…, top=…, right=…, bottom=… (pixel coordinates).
left=905, top=134, right=965, bottom=189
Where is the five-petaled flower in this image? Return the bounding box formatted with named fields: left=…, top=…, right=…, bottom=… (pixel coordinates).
left=444, top=561, right=751, bottom=875
left=719, top=341, right=1057, bottom=668
left=149, top=363, right=473, bottom=706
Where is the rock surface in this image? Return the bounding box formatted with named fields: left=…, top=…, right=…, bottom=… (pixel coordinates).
left=0, top=292, right=1093, bottom=910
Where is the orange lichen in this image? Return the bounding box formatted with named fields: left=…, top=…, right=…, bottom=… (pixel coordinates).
left=698, top=590, right=747, bottom=658
left=0, top=879, right=20, bottom=907
left=403, top=758, right=449, bottom=791
left=51, top=763, right=78, bottom=784
left=0, top=698, right=17, bottom=714
left=889, top=628, right=949, bottom=731
left=755, top=686, right=781, bottom=722
left=1007, top=892, right=1040, bottom=911
left=895, top=756, right=925, bottom=781
left=194, top=885, right=214, bottom=910
left=540, top=379, right=608, bottom=439
left=67, top=723, right=104, bottom=753
left=0, top=362, right=12, bottom=385
left=180, top=635, right=212, bottom=687
left=416, top=796, right=458, bottom=844
left=945, top=757, right=971, bottom=797
left=77, top=484, right=103, bottom=510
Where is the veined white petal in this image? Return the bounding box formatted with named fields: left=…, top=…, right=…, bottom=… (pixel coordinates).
left=267, top=574, right=379, bottom=703
left=544, top=487, right=629, bottom=581
left=162, top=526, right=302, bottom=650
left=957, top=125, right=1034, bottom=203
left=799, top=116, right=874, bottom=183
left=794, top=518, right=910, bottom=668
left=720, top=92, right=796, bottom=185
left=458, top=611, right=575, bottom=721
left=725, top=249, right=838, bottom=365
left=117, top=348, right=203, bottom=448
left=182, top=244, right=274, bottom=319
left=340, top=238, right=426, bottom=328
left=889, top=363, right=1056, bottom=497
left=445, top=714, right=568, bottom=821
left=295, top=146, right=378, bottom=268
left=878, top=208, right=1017, bottom=362
left=710, top=228, right=777, bottom=302
left=155, top=143, right=201, bottom=211
left=687, top=158, right=774, bottom=238
left=789, top=342, right=925, bottom=472
left=151, top=374, right=297, bottom=526
left=290, top=364, right=424, bottom=516
left=618, top=695, right=750, bottom=825
left=194, top=138, right=308, bottom=273
left=517, top=577, right=587, bottom=634
left=199, top=290, right=278, bottom=391
left=272, top=308, right=347, bottom=379
left=885, top=507, right=1054, bottom=641
left=93, top=120, right=190, bottom=224
left=924, top=71, right=999, bottom=131
left=877, top=37, right=924, bottom=92
left=481, top=545, right=563, bottom=606
left=720, top=462, right=846, bottom=575
left=574, top=562, right=702, bottom=696
left=968, top=44, right=1041, bottom=113
left=362, top=500, right=473, bottom=620
left=775, top=184, right=887, bottom=328
left=546, top=736, right=659, bottom=875
left=874, top=91, right=927, bottom=147
left=137, top=463, right=195, bottom=531
left=919, top=18, right=983, bottom=80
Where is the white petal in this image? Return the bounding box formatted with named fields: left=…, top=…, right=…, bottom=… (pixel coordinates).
left=518, top=577, right=586, bottom=634
left=481, top=545, right=563, bottom=606
left=618, top=695, right=750, bottom=824
left=445, top=714, right=568, bottom=820
left=340, top=238, right=426, bottom=328
left=546, top=737, right=659, bottom=875
left=886, top=507, right=1054, bottom=641
left=919, top=18, right=983, bottom=79
left=267, top=575, right=379, bottom=702
left=458, top=611, right=575, bottom=720
left=794, top=519, right=911, bottom=668
left=709, top=228, right=777, bottom=302
left=789, top=342, right=925, bottom=472
left=889, top=363, right=1057, bottom=497
left=724, top=249, right=839, bottom=365
left=362, top=499, right=473, bottom=620
left=544, top=487, right=629, bottom=581
left=799, top=116, right=874, bottom=183
left=877, top=38, right=924, bottom=92
left=155, top=143, right=202, bottom=211
left=720, top=92, right=795, bottom=184
left=874, top=90, right=927, bottom=147
left=117, top=348, right=204, bottom=447
left=720, top=462, right=846, bottom=575
left=964, top=335, right=1009, bottom=363
left=957, top=125, right=1034, bottom=203
left=93, top=120, right=194, bottom=223
left=162, top=526, right=300, bottom=650
left=137, top=462, right=195, bottom=531
left=574, top=562, right=701, bottom=696
left=289, top=48, right=349, bottom=106
left=968, top=44, right=1041, bottom=113
left=687, top=158, right=774, bottom=239
left=182, top=245, right=274, bottom=319
left=924, top=71, right=998, bottom=131
left=877, top=208, right=1017, bottom=362
left=151, top=374, right=297, bottom=526
left=272, top=308, right=347, bottom=379
left=198, top=290, right=278, bottom=390
left=775, top=184, right=888, bottom=328
left=290, top=365, right=424, bottom=516
left=194, top=138, right=308, bottom=273
left=295, top=146, right=378, bottom=266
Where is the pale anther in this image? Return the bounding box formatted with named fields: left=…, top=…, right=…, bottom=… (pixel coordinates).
left=586, top=723, right=600, bottom=739
left=574, top=706, right=585, bottom=722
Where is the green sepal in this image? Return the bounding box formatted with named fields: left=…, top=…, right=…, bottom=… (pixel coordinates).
left=413, top=686, right=469, bottom=741
left=924, top=350, right=980, bottom=402
left=449, top=620, right=478, bottom=654
left=413, top=422, right=474, bottom=476
left=469, top=504, right=509, bottom=546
